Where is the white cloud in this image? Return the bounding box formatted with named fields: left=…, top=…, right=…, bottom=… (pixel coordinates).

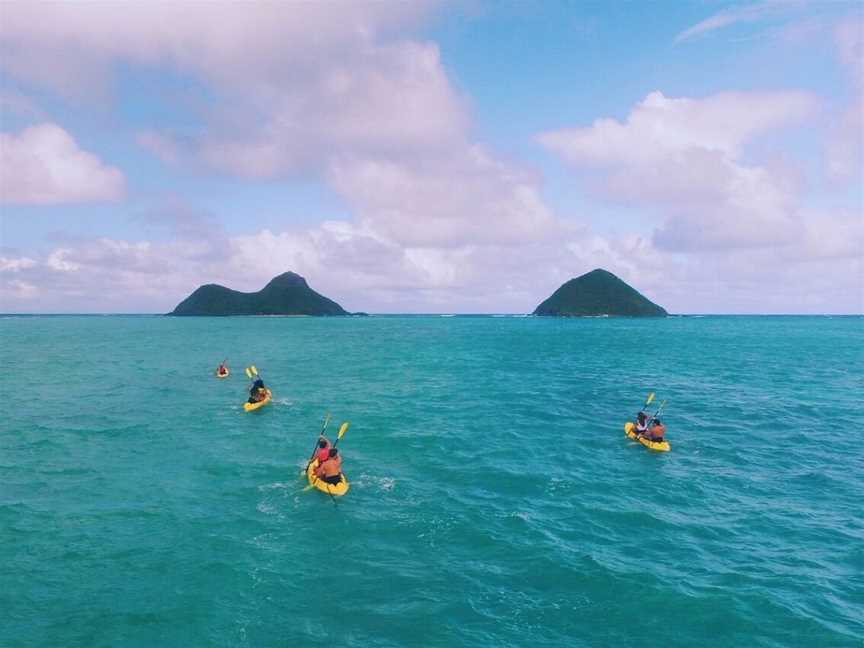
left=2, top=279, right=39, bottom=300
left=826, top=96, right=864, bottom=181
left=326, top=147, right=560, bottom=248
left=0, top=123, right=125, bottom=204
left=537, top=90, right=815, bottom=166
left=0, top=2, right=562, bottom=261
left=45, top=248, right=81, bottom=272
left=135, top=131, right=181, bottom=166
left=0, top=89, right=44, bottom=120
left=0, top=2, right=457, bottom=176
left=173, top=38, right=468, bottom=178
left=826, top=17, right=864, bottom=182
left=0, top=212, right=596, bottom=313
left=0, top=2, right=590, bottom=311
left=537, top=90, right=817, bottom=251
left=834, top=15, right=864, bottom=72
left=674, top=0, right=804, bottom=43
left=0, top=3, right=859, bottom=314
left=0, top=255, right=36, bottom=272
left=1, top=204, right=860, bottom=314
left=796, top=208, right=864, bottom=261
left=0, top=2, right=430, bottom=90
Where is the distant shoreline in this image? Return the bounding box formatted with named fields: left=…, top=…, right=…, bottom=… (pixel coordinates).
left=1, top=313, right=862, bottom=318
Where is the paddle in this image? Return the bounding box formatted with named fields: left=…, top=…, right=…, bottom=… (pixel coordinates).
left=645, top=400, right=667, bottom=429
left=245, top=365, right=268, bottom=399
left=334, top=421, right=349, bottom=447
left=641, top=392, right=655, bottom=413
left=633, top=392, right=654, bottom=436
left=631, top=392, right=655, bottom=437
left=302, top=413, right=332, bottom=476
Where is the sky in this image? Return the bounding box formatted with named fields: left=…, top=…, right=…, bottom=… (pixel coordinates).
left=0, top=0, right=862, bottom=314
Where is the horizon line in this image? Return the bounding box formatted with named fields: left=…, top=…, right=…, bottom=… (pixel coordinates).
left=1, top=312, right=862, bottom=317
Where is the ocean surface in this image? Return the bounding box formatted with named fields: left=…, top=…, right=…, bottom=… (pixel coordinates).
left=1, top=314, right=862, bottom=647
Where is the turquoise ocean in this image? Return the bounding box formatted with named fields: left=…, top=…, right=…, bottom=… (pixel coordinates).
left=1, top=314, right=862, bottom=647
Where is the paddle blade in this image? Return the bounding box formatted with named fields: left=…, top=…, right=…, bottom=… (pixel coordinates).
left=251, top=365, right=258, bottom=375
left=645, top=392, right=655, bottom=406
left=245, top=367, right=252, bottom=378
left=337, top=422, right=349, bottom=439
left=302, top=484, right=315, bottom=492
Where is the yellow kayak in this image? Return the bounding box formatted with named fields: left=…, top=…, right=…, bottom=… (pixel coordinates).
left=243, top=389, right=272, bottom=412
left=216, top=368, right=230, bottom=378
left=306, top=458, right=349, bottom=496
left=624, top=421, right=670, bottom=452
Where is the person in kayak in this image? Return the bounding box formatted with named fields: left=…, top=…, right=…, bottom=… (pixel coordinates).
left=315, top=447, right=343, bottom=485
left=248, top=378, right=267, bottom=403
left=634, top=411, right=649, bottom=435
left=644, top=417, right=666, bottom=442
left=315, top=437, right=331, bottom=463
left=217, top=363, right=228, bottom=376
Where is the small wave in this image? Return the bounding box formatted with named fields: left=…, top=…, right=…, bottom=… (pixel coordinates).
left=547, top=478, right=573, bottom=494
left=258, top=481, right=292, bottom=492
left=355, top=474, right=396, bottom=491
left=256, top=501, right=276, bottom=516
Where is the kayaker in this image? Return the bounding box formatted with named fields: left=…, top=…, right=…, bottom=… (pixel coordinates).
left=315, top=437, right=331, bottom=463
left=248, top=378, right=267, bottom=403
left=644, top=418, right=666, bottom=441
left=315, top=448, right=343, bottom=485
left=217, top=363, right=228, bottom=376
left=634, top=411, right=649, bottom=435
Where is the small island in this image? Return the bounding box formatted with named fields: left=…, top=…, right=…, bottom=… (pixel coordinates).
left=533, top=268, right=667, bottom=316
left=169, top=272, right=348, bottom=316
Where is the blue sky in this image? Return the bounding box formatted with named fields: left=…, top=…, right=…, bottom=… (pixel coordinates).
left=1, top=0, right=861, bottom=313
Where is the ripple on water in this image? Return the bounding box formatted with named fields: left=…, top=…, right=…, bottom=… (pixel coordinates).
left=1, top=315, right=862, bottom=646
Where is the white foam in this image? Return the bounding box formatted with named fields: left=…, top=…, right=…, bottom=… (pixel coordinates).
left=356, top=474, right=396, bottom=491
left=258, top=481, right=291, bottom=492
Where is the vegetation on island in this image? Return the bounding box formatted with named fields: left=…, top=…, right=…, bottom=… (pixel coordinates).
left=169, top=272, right=348, bottom=316
left=533, top=268, right=668, bottom=317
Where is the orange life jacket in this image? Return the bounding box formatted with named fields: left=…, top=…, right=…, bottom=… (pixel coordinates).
left=647, top=423, right=666, bottom=439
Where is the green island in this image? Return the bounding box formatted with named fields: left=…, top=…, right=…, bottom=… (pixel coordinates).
left=169, top=272, right=348, bottom=316
left=533, top=268, right=667, bottom=316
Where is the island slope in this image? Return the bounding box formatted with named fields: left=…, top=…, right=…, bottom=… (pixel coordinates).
left=534, top=268, right=667, bottom=316
left=169, top=272, right=348, bottom=316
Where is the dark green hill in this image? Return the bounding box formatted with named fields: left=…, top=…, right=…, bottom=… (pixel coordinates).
left=169, top=272, right=348, bottom=316
left=533, top=268, right=667, bottom=316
